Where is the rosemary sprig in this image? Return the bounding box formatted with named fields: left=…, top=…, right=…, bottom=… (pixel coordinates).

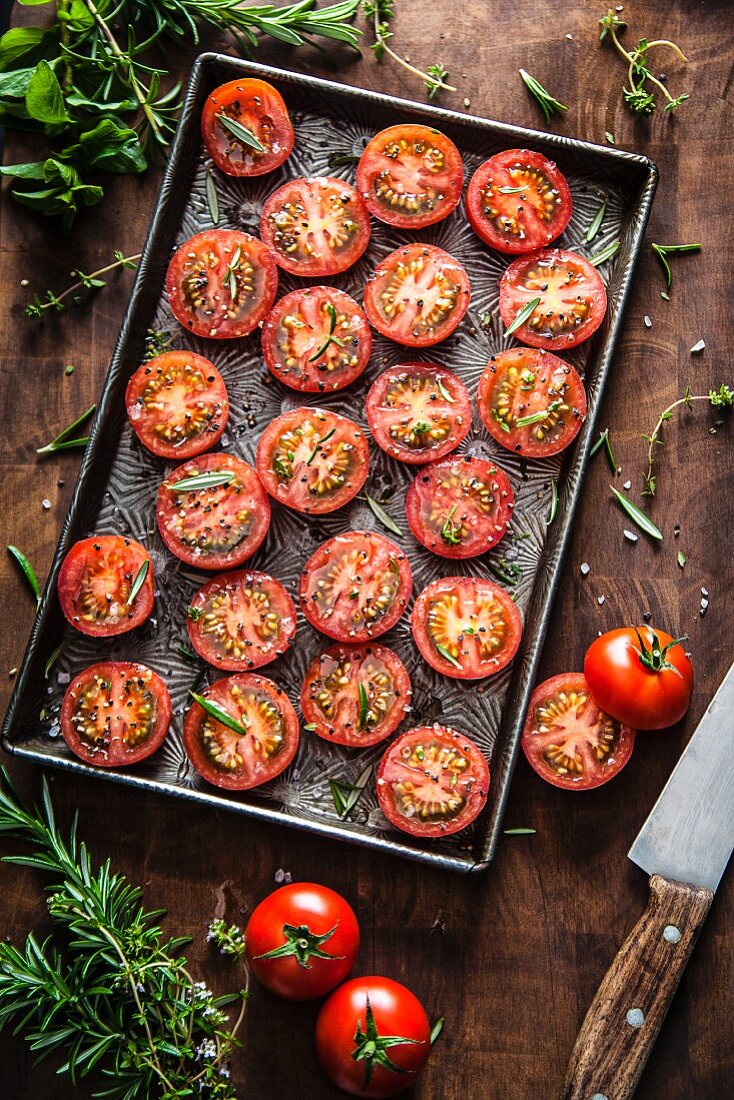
left=363, top=494, right=403, bottom=536
left=515, top=400, right=561, bottom=429
left=217, top=113, right=266, bottom=152
left=308, top=303, right=345, bottom=362
left=505, top=296, right=541, bottom=337
left=364, top=1, right=456, bottom=99
left=599, top=10, right=689, bottom=116
left=518, top=69, right=568, bottom=124
left=165, top=471, right=235, bottom=493
left=440, top=505, right=463, bottom=546
left=7, top=545, right=42, bottom=608
left=590, top=427, right=616, bottom=473
left=190, top=691, right=248, bottom=737
left=651, top=242, right=701, bottom=290
left=25, top=253, right=140, bottom=318
left=588, top=240, right=620, bottom=267
left=641, top=384, right=733, bottom=496
left=36, top=404, right=96, bottom=456
left=328, top=764, right=373, bottom=819
left=547, top=478, right=558, bottom=525
left=610, top=486, right=663, bottom=541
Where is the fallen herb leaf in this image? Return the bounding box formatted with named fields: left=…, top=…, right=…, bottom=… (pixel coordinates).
left=165, top=471, right=235, bottom=493
left=430, top=1017, right=445, bottom=1045
left=364, top=494, right=403, bottom=537
left=589, top=240, right=620, bottom=267
left=44, top=640, right=68, bottom=679
left=677, top=550, right=686, bottom=568
left=205, top=168, right=219, bottom=225
left=547, top=478, right=558, bottom=525
left=36, top=404, right=96, bottom=455
left=127, top=560, right=149, bottom=605
left=435, top=644, right=462, bottom=669
left=217, top=113, right=266, bottom=152
left=7, top=545, right=41, bottom=607
left=504, top=827, right=537, bottom=835
left=610, top=486, right=663, bottom=541
left=518, top=69, right=568, bottom=124
left=505, top=296, right=541, bottom=337
left=190, top=691, right=248, bottom=737
left=584, top=198, right=607, bottom=243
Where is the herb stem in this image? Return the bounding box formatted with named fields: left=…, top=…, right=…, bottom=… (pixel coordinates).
left=29, top=253, right=141, bottom=315
left=642, top=387, right=733, bottom=495
left=369, top=8, right=456, bottom=96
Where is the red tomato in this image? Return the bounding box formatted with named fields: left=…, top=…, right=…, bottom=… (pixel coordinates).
left=299, top=532, right=412, bottom=643
left=584, top=626, right=694, bottom=731
left=256, top=407, right=369, bottom=515
left=58, top=535, right=154, bottom=638
left=261, top=286, right=372, bottom=393
left=301, top=643, right=411, bottom=747
left=522, top=672, right=636, bottom=790
left=156, top=453, right=270, bottom=571
left=376, top=725, right=490, bottom=838
left=406, top=455, right=514, bottom=558
left=356, top=124, right=463, bottom=229
left=499, top=247, right=607, bottom=350
left=466, top=149, right=572, bottom=254
left=201, top=78, right=294, bottom=177
left=165, top=229, right=278, bottom=340
left=476, top=347, right=587, bottom=458
left=316, top=976, right=432, bottom=1097
left=125, top=350, right=229, bottom=460
left=365, top=363, right=471, bottom=464
left=411, top=576, right=522, bottom=680
left=61, top=662, right=171, bottom=768
left=245, top=882, right=360, bottom=1001
left=187, top=569, right=296, bottom=672
left=363, top=243, right=471, bottom=347
left=183, top=672, right=299, bottom=790
left=260, top=176, right=370, bottom=277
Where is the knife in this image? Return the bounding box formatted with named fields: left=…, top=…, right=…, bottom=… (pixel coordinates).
left=561, top=660, right=734, bottom=1100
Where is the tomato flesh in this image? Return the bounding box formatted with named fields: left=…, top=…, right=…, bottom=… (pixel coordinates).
left=183, top=673, right=299, bottom=790
left=256, top=407, right=369, bottom=515
left=477, top=347, right=587, bottom=457
left=201, top=78, right=294, bottom=177
left=365, top=363, right=471, bottom=464
left=406, top=455, right=514, bottom=558
left=499, top=247, right=607, bottom=350
left=58, top=535, right=154, bottom=638
left=363, top=243, right=471, bottom=347
left=61, top=661, right=171, bottom=768
left=165, top=229, right=278, bottom=340
left=356, top=124, right=463, bottom=229
left=376, top=724, right=490, bottom=838
left=301, top=643, right=411, bottom=747
left=466, top=149, right=572, bottom=254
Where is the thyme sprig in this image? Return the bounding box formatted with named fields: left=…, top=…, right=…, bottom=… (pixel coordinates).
left=599, top=10, right=690, bottom=116
left=25, top=252, right=140, bottom=318
left=364, top=2, right=455, bottom=99
left=642, top=384, right=734, bottom=496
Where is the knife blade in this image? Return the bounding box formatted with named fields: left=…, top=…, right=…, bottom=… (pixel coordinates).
left=561, top=659, right=734, bottom=1100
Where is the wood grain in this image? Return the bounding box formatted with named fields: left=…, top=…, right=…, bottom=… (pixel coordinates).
left=1, top=2, right=733, bottom=1099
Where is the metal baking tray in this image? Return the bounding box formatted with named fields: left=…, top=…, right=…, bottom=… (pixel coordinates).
left=1, top=54, right=657, bottom=873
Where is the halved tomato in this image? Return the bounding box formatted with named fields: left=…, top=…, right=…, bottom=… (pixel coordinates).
left=187, top=569, right=296, bottom=672
left=356, top=124, right=463, bottom=229
left=125, top=350, right=229, bottom=460
left=165, top=229, right=278, bottom=340
left=156, top=453, right=270, bottom=571
left=406, top=455, right=514, bottom=558
left=58, top=535, right=154, bottom=638
left=411, top=576, right=522, bottom=679
left=376, top=724, right=490, bottom=837
left=260, top=177, right=370, bottom=277
left=301, top=643, right=411, bottom=747
left=521, top=673, right=636, bottom=790
left=183, top=672, right=299, bottom=791
left=201, top=78, right=294, bottom=177
left=61, top=661, right=172, bottom=768
left=499, top=248, right=606, bottom=350
left=299, top=532, right=412, bottom=643
left=477, top=347, right=587, bottom=458
left=365, top=363, right=471, bottom=464
left=256, top=407, right=369, bottom=515
left=466, top=149, right=572, bottom=254
left=261, top=286, right=372, bottom=393
left=363, top=244, right=470, bottom=347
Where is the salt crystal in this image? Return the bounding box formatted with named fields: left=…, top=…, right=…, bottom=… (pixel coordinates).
left=690, top=339, right=705, bottom=354
left=580, top=562, right=590, bottom=576
left=644, top=315, right=652, bottom=328
left=623, top=530, right=638, bottom=542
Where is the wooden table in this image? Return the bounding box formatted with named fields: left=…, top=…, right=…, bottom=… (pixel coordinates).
left=1, top=2, right=732, bottom=1096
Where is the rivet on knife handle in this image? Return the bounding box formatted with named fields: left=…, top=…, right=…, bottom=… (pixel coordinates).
left=561, top=874, right=713, bottom=1100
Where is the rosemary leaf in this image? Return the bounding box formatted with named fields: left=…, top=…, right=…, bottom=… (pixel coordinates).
left=357, top=681, right=369, bottom=730
left=364, top=494, right=403, bottom=537
left=7, top=545, right=41, bottom=607
left=610, top=486, right=663, bottom=541
left=205, top=168, right=219, bottom=225
left=430, top=1017, right=445, bottom=1045
left=547, top=477, right=558, bottom=525
left=516, top=400, right=561, bottom=428
left=217, top=113, right=266, bottom=152
left=584, top=198, right=607, bottom=243
left=127, top=560, right=149, bottom=605
left=505, top=297, right=541, bottom=337
left=44, top=641, right=68, bottom=679
left=518, top=69, right=568, bottom=124
left=190, top=691, right=248, bottom=736
left=590, top=427, right=616, bottom=472
left=165, top=471, right=235, bottom=493
left=677, top=550, right=686, bottom=568
left=504, top=827, right=537, bottom=835
left=435, top=643, right=462, bottom=669
left=36, top=405, right=96, bottom=455
left=589, top=240, right=620, bottom=267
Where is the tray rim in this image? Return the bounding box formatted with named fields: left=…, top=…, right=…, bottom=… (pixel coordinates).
left=1, top=52, right=658, bottom=874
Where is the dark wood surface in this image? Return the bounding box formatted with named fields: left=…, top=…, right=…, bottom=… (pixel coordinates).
left=1, top=2, right=732, bottom=1097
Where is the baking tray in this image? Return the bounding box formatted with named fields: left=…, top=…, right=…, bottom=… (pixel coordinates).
left=1, top=54, right=657, bottom=873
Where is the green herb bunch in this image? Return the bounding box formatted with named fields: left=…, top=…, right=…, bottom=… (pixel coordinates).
left=0, top=769, right=248, bottom=1098
left=599, top=10, right=689, bottom=116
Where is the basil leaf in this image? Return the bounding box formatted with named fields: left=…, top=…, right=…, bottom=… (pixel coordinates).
left=0, top=161, right=46, bottom=179
left=26, top=60, right=71, bottom=125
left=0, top=27, right=47, bottom=70
left=0, top=66, right=36, bottom=98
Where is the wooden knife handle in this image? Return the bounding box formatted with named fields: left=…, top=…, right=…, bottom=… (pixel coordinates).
left=561, top=874, right=713, bottom=1100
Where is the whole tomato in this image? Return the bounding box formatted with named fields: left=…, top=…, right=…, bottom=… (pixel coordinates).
left=584, top=626, right=694, bottom=730
left=315, top=976, right=432, bottom=1097
left=244, top=882, right=359, bottom=1001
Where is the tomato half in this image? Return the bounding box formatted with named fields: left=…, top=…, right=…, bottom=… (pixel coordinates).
left=376, top=724, right=490, bottom=838
left=301, top=643, right=411, bottom=747
left=299, top=532, right=412, bottom=643
left=60, top=662, right=171, bottom=768
left=125, top=350, right=229, bottom=460
left=260, top=176, right=371, bottom=277
left=261, top=286, right=372, bottom=393
left=165, top=229, right=278, bottom=340
left=156, top=453, right=270, bottom=571
left=256, top=407, right=369, bottom=515
left=201, top=78, right=294, bottom=177
left=363, top=243, right=471, bottom=347
left=477, top=348, right=587, bottom=458
left=406, top=455, right=514, bottom=558
left=58, top=535, right=154, bottom=638
left=411, top=575, right=522, bottom=679
left=187, top=569, right=296, bottom=672
left=466, top=149, right=572, bottom=254
left=522, top=673, right=636, bottom=790
left=584, top=626, right=694, bottom=731
left=316, top=976, right=432, bottom=1098
left=365, top=363, right=471, bottom=464
left=356, top=124, right=463, bottom=229
left=245, top=883, right=360, bottom=1001
left=183, top=672, right=299, bottom=790
left=499, top=247, right=607, bottom=350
